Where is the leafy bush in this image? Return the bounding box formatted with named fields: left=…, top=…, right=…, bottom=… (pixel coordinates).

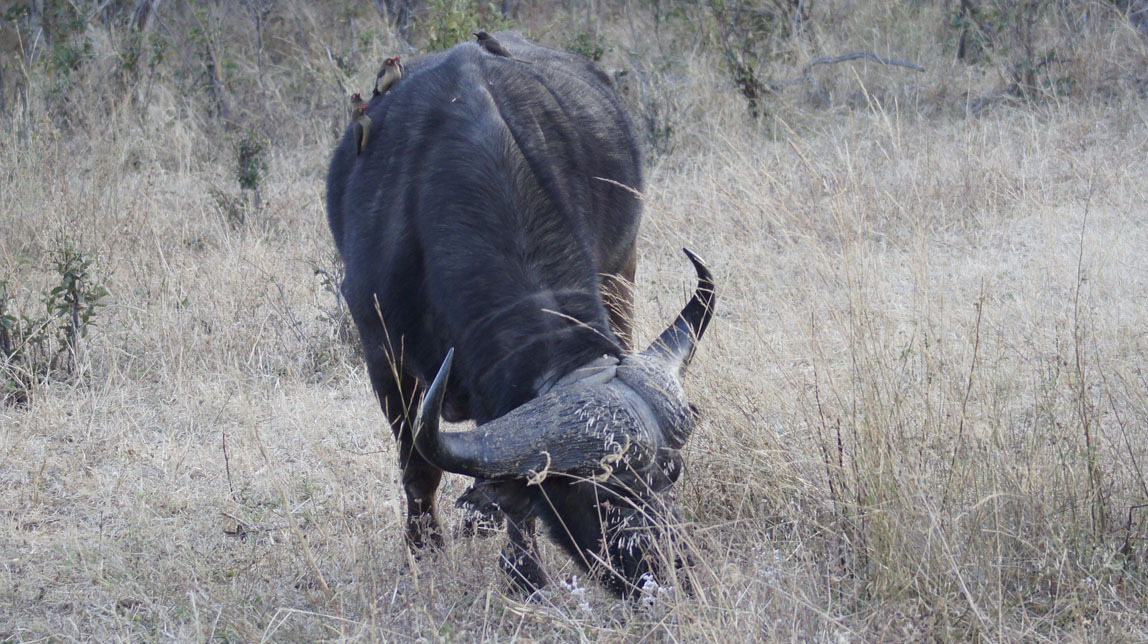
left=235, top=128, right=268, bottom=214
left=418, top=0, right=509, bottom=52
left=1, top=244, right=108, bottom=406
left=947, top=0, right=1078, bottom=99
left=707, top=0, right=801, bottom=117
left=46, top=245, right=109, bottom=353
left=566, top=30, right=610, bottom=62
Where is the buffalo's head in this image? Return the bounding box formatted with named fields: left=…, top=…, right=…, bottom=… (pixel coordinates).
left=413, top=249, right=715, bottom=594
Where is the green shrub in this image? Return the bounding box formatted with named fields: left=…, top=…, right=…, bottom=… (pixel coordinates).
left=566, top=30, right=610, bottom=62
left=46, top=244, right=109, bottom=355
left=235, top=128, right=269, bottom=213
left=1, top=244, right=108, bottom=406
left=419, top=0, right=510, bottom=52
left=708, top=0, right=798, bottom=117
left=947, top=0, right=1078, bottom=99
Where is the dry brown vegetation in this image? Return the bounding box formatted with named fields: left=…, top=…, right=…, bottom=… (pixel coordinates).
left=3, top=1, right=1148, bottom=641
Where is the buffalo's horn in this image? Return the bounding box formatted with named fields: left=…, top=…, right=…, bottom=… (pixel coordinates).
left=412, top=347, right=455, bottom=468
left=414, top=351, right=655, bottom=479
left=643, top=248, right=716, bottom=372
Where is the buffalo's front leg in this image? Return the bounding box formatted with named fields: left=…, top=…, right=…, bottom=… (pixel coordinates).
left=394, top=406, right=444, bottom=551
left=460, top=480, right=546, bottom=591
left=364, top=344, right=444, bottom=550
left=501, top=491, right=547, bottom=593
left=502, top=513, right=547, bottom=594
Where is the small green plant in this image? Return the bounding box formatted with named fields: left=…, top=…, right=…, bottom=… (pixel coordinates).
left=40, top=0, right=93, bottom=77
left=133, top=31, right=173, bottom=107
left=120, top=32, right=144, bottom=79
left=419, top=0, right=510, bottom=52
left=119, top=23, right=169, bottom=83
left=2, top=4, right=30, bottom=22
left=949, top=3, right=995, bottom=64
left=565, top=30, right=610, bottom=62
left=235, top=128, right=268, bottom=214
left=2, top=1, right=89, bottom=129
left=45, top=244, right=109, bottom=369
left=1, top=244, right=108, bottom=406
left=947, top=0, right=1076, bottom=100
left=727, top=57, right=768, bottom=118
left=708, top=0, right=794, bottom=117
left=357, top=27, right=381, bottom=52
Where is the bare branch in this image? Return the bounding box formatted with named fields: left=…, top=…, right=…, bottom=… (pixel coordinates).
left=802, top=52, right=925, bottom=107
left=803, top=52, right=925, bottom=74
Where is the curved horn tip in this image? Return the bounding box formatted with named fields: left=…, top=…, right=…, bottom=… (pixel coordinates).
left=640, top=246, right=717, bottom=367
left=681, top=247, right=713, bottom=282
left=430, top=348, right=454, bottom=393
left=422, top=348, right=454, bottom=417
left=414, top=348, right=454, bottom=457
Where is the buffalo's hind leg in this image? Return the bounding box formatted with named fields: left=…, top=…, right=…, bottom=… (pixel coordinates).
left=363, top=343, right=444, bottom=551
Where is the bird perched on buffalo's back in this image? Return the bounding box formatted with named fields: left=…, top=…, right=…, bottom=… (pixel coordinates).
left=349, top=92, right=366, bottom=120
left=349, top=93, right=372, bottom=155
left=374, top=56, right=403, bottom=97
left=473, top=31, right=513, bottom=58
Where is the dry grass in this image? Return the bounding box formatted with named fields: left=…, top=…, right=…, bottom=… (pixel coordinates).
left=2, top=2, right=1148, bottom=641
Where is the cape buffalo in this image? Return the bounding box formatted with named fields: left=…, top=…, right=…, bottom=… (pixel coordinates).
left=325, top=32, right=715, bottom=596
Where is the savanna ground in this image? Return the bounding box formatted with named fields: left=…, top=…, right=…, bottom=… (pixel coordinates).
left=2, top=1, right=1148, bottom=641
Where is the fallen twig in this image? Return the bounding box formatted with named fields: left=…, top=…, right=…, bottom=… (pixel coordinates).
left=803, top=52, right=925, bottom=107
left=804, top=52, right=925, bottom=74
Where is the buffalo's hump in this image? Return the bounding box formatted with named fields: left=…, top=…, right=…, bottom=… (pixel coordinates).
left=326, top=34, right=643, bottom=423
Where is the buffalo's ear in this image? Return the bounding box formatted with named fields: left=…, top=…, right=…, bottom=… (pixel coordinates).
left=642, top=248, right=716, bottom=374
